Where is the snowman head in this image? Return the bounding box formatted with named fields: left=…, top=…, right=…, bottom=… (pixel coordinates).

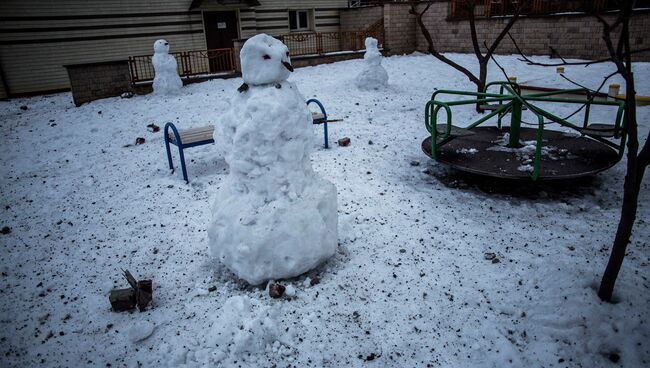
left=365, top=37, right=378, bottom=52
left=153, top=39, right=170, bottom=54
left=240, top=34, right=293, bottom=85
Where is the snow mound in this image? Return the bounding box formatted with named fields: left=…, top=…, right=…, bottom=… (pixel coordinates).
left=128, top=321, right=155, bottom=343
left=241, top=34, right=293, bottom=85
left=164, top=296, right=290, bottom=366
left=356, top=37, right=388, bottom=90
left=209, top=36, right=338, bottom=285
left=152, top=39, right=183, bottom=95
left=208, top=296, right=284, bottom=356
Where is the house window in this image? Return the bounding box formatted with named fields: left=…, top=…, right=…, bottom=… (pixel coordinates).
left=289, top=10, right=310, bottom=31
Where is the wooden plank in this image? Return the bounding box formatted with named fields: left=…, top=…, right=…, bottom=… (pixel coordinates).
left=580, top=123, right=617, bottom=138
left=436, top=124, right=475, bottom=137
left=168, top=125, right=215, bottom=144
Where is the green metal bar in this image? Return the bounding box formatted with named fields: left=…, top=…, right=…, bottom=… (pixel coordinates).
left=424, top=83, right=628, bottom=181
left=497, top=84, right=508, bottom=129
left=522, top=88, right=591, bottom=98
left=425, top=100, right=453, bottom=160
left=524, top=95, right=622, bottom=106
left=432, top=89, right=509, bottom=101
left=484, top=80, right=521, bottom=96
left=468, top=103, right=513, bottom=129
left=441, top=96, right=514, bottom=107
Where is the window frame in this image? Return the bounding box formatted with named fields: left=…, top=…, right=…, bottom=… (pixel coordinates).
left=289, top=9, right=311, bottom=32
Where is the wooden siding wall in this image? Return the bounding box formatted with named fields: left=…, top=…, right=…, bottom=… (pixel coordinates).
left=200, top=0, right=348, bottom=38
left=0, top=74, right=7, bottom=99
left=0, top=0, right=348, bottom=96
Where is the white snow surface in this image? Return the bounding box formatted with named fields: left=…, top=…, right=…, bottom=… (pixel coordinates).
left=1, top=52, right=649, bottom=367
left=209, top=76, right=338, bottom=285
left=356, top=37, right=389, bottom=90
left=241, top=34, right=293, bottom=86
left=152, top=39, right=183, bottom=95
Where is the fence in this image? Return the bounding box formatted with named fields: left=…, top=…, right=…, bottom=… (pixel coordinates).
left=128, top=20, right=383, bottom=82
left=128, top=48, right=235, bottom=84
left=279, top=19, right=384, bottom=57
left=449, top=0, right=650, bottom=20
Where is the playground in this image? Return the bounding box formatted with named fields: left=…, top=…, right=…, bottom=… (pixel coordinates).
left=1, top=52, right=649, bottom=367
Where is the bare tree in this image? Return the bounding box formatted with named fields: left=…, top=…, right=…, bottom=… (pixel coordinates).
left=410, top=0, right=529, bottom=110
left=508, top=1, right=649, bottom=302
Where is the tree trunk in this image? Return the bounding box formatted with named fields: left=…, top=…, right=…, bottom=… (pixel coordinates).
left=598, top=50, right=643, bottom=301
left=476, top=61, right=488, bottom=112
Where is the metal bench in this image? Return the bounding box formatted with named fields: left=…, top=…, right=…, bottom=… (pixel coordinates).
left=164, top=123, right=215, bottom=183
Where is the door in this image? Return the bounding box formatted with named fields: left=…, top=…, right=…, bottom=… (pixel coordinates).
left=203, top=11, right=239, bottom=72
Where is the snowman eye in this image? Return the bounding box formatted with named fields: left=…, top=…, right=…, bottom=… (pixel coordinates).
left=263, top=54, right=271, bottom=60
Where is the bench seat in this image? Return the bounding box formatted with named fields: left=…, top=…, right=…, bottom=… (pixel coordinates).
left=168, top=126, right=215, bottom=145
left=580, top=123, right=618, bottom=138
left=311, top=112, right=325, bottom=121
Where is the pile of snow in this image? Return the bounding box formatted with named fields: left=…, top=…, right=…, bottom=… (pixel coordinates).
left=356, top=37, right=388, bottom=90
left=152, top=39, right=183, bottom=95
left=203, top=295, right=287, bottom=364
left=488, top=133, right=573, bottom=171
left=157, top=295, right=291, bottom=366
left=2, top=52, right=649, bottom=368
left=209, top=34, right=338, bottom=285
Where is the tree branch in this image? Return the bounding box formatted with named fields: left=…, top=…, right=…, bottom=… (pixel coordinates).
left=485, top=0, right=528, bottom=60
left=410, top=3, right=482, bottom=87
left=466, top=0, right=484, bottom=61
left=595, top=13, right=628, bottom=75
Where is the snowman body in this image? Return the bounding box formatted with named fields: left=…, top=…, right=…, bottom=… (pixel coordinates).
left=356, top=37, right=388, bottom=90
left=209, top=34, right=338, bottom=285
left=152, top=39, right=183, bottom=95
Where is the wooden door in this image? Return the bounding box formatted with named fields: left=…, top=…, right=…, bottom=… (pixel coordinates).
left=203, top=11, right=238, bottom=72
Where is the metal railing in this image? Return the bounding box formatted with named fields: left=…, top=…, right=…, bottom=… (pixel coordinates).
left=279, top=19, right=384, bottom=57
left=425, top=82, right=626, bottom=181
left=128, top=48, right=235, bottom=84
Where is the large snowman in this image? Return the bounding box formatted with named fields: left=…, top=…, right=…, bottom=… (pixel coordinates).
left=356, top=37, right=388, bottom=90
left=208, top=34, right=338, bottom=285
left=152, top=39, right=183, bottom=95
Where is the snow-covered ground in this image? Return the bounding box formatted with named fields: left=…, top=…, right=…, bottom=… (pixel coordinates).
left=0, top=53, right=648, bottom=368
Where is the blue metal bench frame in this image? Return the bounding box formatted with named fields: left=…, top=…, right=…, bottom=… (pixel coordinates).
left=307, top=98, right=329, bottom=149
left=164, top=122, right=214, bottom=183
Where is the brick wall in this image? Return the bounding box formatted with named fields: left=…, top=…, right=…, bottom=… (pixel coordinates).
left=340, top=5, right=384, bottom=32
left=65, top=60, right=132, bottom=106
left=415, top=2, right=650, bottom=61
left=383, top=3, right=416, bottom=55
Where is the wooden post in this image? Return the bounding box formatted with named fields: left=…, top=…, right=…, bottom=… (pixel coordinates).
left=316, top=33, right=323, bottom=54
left=109, top=288, right=136, bottom=312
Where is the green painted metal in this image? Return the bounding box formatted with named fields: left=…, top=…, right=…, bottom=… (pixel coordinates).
left=424, top=80, right=627, bottom=181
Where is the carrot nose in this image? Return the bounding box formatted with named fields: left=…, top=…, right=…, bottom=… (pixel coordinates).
left=282, top=61, right=294, bottom=72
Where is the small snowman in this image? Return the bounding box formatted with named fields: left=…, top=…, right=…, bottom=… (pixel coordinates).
left=152, top=39, right=183, bottom=95
left=209, top=34, right=338, bottom=285
left=356, top=37, right=388, bottom=90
